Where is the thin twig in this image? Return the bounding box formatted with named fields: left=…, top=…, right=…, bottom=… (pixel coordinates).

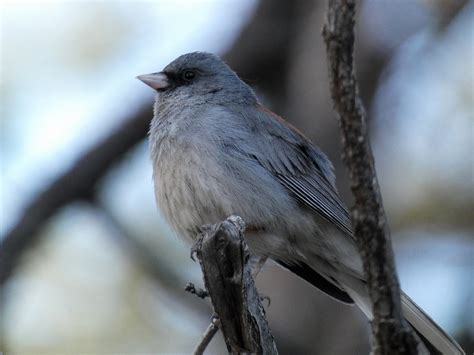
left=185, top=283, right=209, bottom=299
left=193, top=317, right=221, bottom=355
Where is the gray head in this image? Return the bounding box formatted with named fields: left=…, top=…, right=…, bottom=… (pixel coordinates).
left=137, top=52, right=257, bottom=105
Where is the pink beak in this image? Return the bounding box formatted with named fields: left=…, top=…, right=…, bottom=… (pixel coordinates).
left=136, top=72, right=169, bottom=90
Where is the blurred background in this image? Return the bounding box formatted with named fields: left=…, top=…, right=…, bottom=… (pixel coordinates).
left=0, top=0, right=472, bottom=353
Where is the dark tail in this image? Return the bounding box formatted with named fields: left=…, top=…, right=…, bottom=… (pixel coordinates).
left=277, top=260, right=465, bottom=355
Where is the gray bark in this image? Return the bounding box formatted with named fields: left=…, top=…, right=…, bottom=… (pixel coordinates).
left=322, top=1, right=419, bottom=354
left=193, top=216, right=278, bottom=355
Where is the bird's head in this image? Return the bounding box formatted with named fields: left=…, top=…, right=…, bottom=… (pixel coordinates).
left=137, top=52, right=256, bottom=105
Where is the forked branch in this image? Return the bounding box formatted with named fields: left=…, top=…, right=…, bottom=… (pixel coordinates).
left=191, top=216, right=278, bottom=355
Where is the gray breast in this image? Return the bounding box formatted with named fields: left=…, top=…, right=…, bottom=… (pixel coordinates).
left=149, top=103, right=316, bottom=246
left=149, top=107, right=229, bottom=241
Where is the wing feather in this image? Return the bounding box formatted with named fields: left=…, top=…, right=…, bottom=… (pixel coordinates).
left=246, top=107, right=354, bottom=236
left=220, top=105, right=353, bottom=237
left=277, top=174, right=353, bottom=236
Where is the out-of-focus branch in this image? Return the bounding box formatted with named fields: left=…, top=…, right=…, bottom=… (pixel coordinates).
left=0, top=106, right=152, bottom=286
left=322, top=1, right=418, bottom=354
left=96, top=203, right=192, bottom=295
left=193, top=216, right=278, bottom=355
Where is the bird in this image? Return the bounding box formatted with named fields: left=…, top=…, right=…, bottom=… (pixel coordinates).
left=137, top=51, right=464, bottom=355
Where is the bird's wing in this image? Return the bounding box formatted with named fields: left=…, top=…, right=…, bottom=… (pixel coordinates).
left=241, top=106, right=354, bottom=237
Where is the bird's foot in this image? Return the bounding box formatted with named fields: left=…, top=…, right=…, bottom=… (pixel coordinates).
left=190, top=224, right=212, bottom=261
left=190, top=235, right=204, bottom=262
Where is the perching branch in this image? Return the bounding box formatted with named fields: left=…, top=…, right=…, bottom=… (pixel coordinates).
left=322, top=1, right=419, bottom=354
left=192, top=216, right=278, bottom=355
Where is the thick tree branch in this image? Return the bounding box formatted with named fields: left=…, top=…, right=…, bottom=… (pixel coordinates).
left=193, top=216, right=278, bottom=355
left=322, top=1, right=419, bottom=354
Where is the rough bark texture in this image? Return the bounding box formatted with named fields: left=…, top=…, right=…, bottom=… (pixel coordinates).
left=322, top=0, right=419, bottom=354
left=194, top=216, right=278, bottom=355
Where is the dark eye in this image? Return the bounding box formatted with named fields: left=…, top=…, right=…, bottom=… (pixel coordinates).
left=183, top=70, right=196, bottom=81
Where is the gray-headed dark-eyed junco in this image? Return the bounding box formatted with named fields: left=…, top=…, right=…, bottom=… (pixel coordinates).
left=137, top=52, right=464, bottom=355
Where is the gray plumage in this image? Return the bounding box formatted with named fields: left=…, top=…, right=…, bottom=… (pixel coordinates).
left=138, top=52, right=464, bottom=355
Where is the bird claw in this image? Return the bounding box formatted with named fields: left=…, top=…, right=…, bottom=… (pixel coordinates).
left=198, top=224, right=212, bottom=234
left=190, top=244, right=199, bottom=262
left=190, top=236, right=203, bottom=262
left=190, top=225, right=210, bottom=261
